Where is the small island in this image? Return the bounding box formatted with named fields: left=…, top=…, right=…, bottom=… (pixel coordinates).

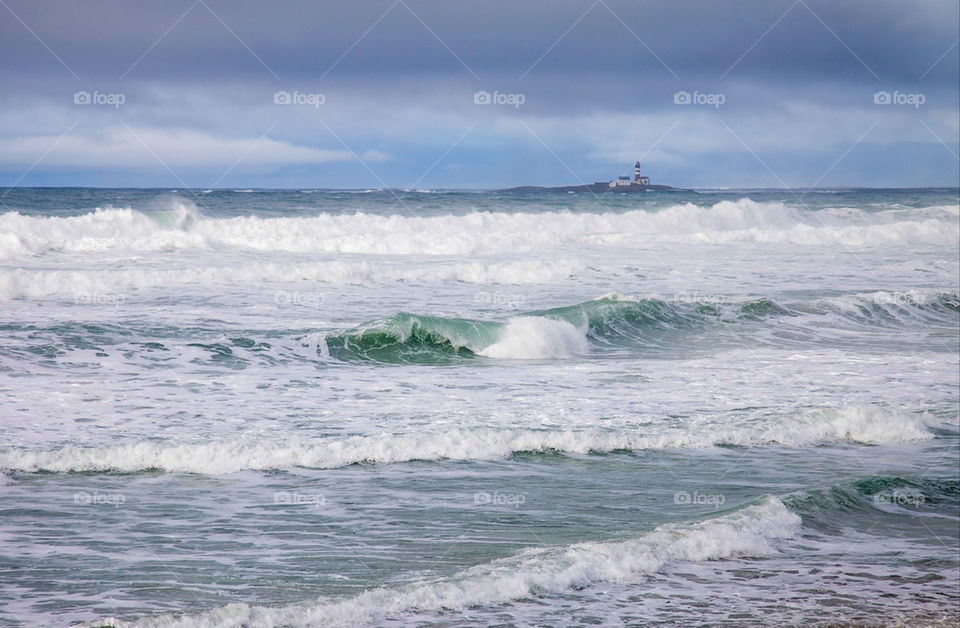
left=501, top=161, right=678, bottom=193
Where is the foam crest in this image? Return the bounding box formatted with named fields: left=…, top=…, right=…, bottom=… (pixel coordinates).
left=772, top=406, right=935, bottom=445
left=2, top=199, right=956, bottom=260
left=0, top=204, right=204, bottom=259
left=0, top=407, right=932, bottom=475
left=479, top=317, right=589, bottom=359
left=863, top=290, right=959, bottom=308
left=106, top=496, right=799, bottom=627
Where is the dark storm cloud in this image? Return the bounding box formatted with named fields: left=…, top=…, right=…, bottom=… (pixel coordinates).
left=1, top=0, right=956, bottom=84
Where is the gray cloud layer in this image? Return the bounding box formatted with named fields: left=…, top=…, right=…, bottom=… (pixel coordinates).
left=1, top=0, right=957, bottom=187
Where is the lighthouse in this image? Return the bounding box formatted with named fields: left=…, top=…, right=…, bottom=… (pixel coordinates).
left=608, top=161, right=652, bottom=188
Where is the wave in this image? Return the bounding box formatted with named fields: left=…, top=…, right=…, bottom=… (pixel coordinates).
left=318, top=294, right=740, bottom=362
left=317, top=292, right=957, bottom=363
left=0, top=292, right=953, bottom=362
left=782, top=476, right=960, bottom=546
left=802, top=290, right=959, bottom=333
left=85, top=478, right=960, bottom=627
left=0, top=259, right=582, bottom=301
left=2, top=198, right=956, bottom=260
left=0, top=407, right=934, bottom=475
left=321, top=313, right=590, bottom=362
left=94, top=496, right=800, bottom=628
left=0, top=200, right=202, bottom=259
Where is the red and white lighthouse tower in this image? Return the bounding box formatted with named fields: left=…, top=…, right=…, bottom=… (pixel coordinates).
left=634, top=161, right=641, bottom=183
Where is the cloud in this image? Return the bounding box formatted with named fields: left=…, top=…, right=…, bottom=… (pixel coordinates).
left=1, top=0, right=956, bottom=85
left=0, top=0, right=954, bottom=186
left=0, top=126, right=391, bottom=170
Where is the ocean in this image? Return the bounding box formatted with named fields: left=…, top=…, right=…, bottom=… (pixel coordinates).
left=0, top=187, right=957, bottom=627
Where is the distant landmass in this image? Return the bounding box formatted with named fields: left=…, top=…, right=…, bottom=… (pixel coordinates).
left=500, top=182, right=677, bottom=193
left=499, top=160, right=678, bottom=193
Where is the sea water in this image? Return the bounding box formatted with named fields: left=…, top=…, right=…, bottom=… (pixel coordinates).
left=0, top=187, right=957, bottom=627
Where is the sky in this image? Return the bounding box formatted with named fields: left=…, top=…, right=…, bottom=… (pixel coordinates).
left=0, top=0, right=958, bottom=189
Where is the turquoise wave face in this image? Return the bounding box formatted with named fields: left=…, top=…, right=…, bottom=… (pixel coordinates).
left=783, top=476, right=960, bottom=539
left=322, top=313, right=503, bottom=364
left=786, top=476, right=960, bottom=513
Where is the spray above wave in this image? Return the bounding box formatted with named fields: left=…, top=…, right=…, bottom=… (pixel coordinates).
left=97, top=496, right=800, bottom=628
left=0, top=407, right=933, bottom=475
left=2, top=197, right=956, bottom=259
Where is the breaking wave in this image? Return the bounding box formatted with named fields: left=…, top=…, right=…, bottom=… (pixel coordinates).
left=93, top=496, right=799, bottom=627
left=1, top=198, right=955, bottom=260
left=0, top=407, right=934, bottom=475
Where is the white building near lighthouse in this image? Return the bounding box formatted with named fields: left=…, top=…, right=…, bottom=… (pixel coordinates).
left=608, top=161, right=650, bottom=187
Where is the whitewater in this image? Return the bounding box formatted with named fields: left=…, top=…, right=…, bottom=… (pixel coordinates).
left=0, top=187, right=957, bottom=627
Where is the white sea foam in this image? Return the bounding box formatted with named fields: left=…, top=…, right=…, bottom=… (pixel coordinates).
left=0, top=259, right=582, bottom=301
left=479, top=317, right=589, bottom=359
left=104, top=496, right=799, bottom=628
left=860, top=290, right=958, bottom=307
left=2, top=199, right=955, bottom=260
left=0, top=407, right=932, bottom=475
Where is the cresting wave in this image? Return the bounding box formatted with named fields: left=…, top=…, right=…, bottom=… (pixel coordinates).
left=0, top=407, right=934, bottom=475
left=320, top=313, right=591, bottom=362
left=318, top=294, right=765, bottom=362
left=1, top=198, right=956, bottom=259
left=317, top=292, right=958, bottom=362
left=98, top=496, right=801, bottom=628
